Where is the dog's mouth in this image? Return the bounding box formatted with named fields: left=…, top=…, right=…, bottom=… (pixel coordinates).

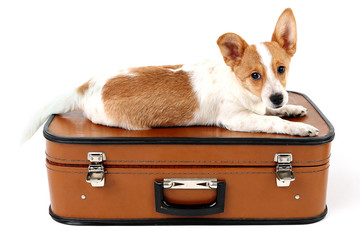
left=271, top=104, right=284, bottom=109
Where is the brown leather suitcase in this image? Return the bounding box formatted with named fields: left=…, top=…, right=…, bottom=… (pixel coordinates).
left=44, top=92, right=334, bottom=225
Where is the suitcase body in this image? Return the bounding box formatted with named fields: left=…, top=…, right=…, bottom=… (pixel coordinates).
left=44, top=92, right=334, bottom=225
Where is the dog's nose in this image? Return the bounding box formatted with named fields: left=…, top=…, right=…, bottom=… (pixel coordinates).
left=270, top=93, right=284, bottom=106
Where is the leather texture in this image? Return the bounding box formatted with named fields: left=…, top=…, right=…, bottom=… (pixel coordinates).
left=45, top=92, right=333, bottom=221
left=46, top=141, right=331, bottom=167
left=46, top=161, right=329, bottom=219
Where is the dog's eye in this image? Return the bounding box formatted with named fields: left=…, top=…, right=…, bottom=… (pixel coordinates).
left=277, top=66, right=285, bottom=74
left=251, top=72, right=261, bottom=80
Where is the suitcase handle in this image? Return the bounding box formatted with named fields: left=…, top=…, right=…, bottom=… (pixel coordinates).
left=154, top=180, right=226, bottom=216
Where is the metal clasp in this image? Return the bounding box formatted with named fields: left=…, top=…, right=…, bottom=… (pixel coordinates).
left=163, top=178, right=218, bottom=189
left=274, top=153, right=295, bottom=187
left=86, top=152, right=106, bottom=187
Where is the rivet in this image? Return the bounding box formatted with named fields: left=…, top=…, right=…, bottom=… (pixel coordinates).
left=81, top=195, right=86, bottom=200
left=295, top=194, right=300, bottom=200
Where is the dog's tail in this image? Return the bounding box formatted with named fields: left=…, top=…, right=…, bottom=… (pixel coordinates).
left=21, top=88, right=82, bottom=144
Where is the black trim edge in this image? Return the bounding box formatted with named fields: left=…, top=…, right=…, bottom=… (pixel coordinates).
left=49, top=205, right=328, bottom=226
left=43, top=91, right=335, bottom=146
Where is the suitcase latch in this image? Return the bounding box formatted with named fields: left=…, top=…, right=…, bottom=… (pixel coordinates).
left=274, top=153, right=295, bottom=187
left=86, top=152, right=106, bottom=187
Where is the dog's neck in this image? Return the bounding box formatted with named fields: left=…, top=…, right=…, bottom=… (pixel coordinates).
left=183, top=59, right=266, bottom=115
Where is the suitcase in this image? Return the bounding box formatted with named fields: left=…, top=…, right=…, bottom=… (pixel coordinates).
left=44, top=91, right=334, bottom=225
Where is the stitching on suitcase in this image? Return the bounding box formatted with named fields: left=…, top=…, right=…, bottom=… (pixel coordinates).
left=46, top=165, right=87, bottom=174
left=46, top=165, right=329, bottom=175
left=45, top=152, right=331, bottom=164
left=294, top=165, right=330, bottom=174
left=45, top=152, right=86, bottom=162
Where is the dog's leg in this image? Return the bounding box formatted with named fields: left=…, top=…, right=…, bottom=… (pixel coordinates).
left=220, top=111, right=319, bottom=136
left=266, top=105, right=308, bottom=117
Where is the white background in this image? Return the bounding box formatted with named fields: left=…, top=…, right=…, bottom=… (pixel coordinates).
left=1, top=0, right=359, bottom=239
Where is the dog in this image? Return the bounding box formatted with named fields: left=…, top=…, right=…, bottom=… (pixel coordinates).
left=22, top=8, right=319, bottom=142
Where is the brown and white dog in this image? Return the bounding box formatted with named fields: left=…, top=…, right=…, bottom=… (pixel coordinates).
left=23, top=8, right=319, bottom=142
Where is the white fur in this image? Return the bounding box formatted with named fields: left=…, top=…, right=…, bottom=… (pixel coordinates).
left=21, top=89, right=82, bottom=143
left=255, top=43, right=288, bottom=109
left=80, top=74, right=115, bottom=127
left=167, top=67, right=183, bottom=72
left=21, top=68, right=131, bottom=143
left=182, top=60, right=229, bottom=126
left=183, top=59, right=267, bottom=127
left=181, top=56, right=318, bottom=136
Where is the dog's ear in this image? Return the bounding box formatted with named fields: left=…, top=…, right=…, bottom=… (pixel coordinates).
left=217, top=33, right=248, bottom=68
left=272, top=8, right=297, bottom=56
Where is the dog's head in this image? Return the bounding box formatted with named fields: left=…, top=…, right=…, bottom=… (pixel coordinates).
left=217, top=8, right=297, bottom=109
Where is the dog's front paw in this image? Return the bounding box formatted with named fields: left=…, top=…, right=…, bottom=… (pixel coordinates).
left=290, top=122, right=319, bottom=137
left=279, top=105, right=308, bottom=117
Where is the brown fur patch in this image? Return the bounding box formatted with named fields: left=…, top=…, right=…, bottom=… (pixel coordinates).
left=232, top=45, right=266, bottom=98
left=271, top=8, right=297, bottom=56
left=77, top=80, right=91, bottom=96
left=217, top=33, right=249, bottom=68
left=101, top=65, right=199, bottom=129
left=230, top=42, right=292, bottom=99
left=264, top=42, right=291, bottom=88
